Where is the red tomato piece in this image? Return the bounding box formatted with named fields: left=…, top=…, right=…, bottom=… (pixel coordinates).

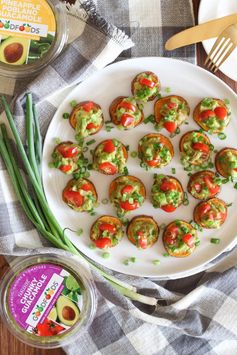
left=120, top=113, right=134, bottom=127
left=86, top=122, right=98, bottom=130
left=192, top=142, right=209, bottom=154
left=120, top=200, right=139, bottom=211
left=168, top=225, right=179, bottom=237
left=99, top=162, right=117, bottom=174
left=94, top=238, right=112, bottom=249
left=137, top=232, right=147, bottom=249
left=81, top=183, right=92, bottom=191
left=164, top=235, right=176, bottom=245
left=118, top=101, right=136, bottom=112
left=214, top=106, right=227, bottom=120
left=161, top=204, right=176, bottom=212
left=194, top=182, right=202, bottom=193
left=99, top=223, right=116, bottom=233
left=121, top=185, right=133, bottom=195
left=203, top=176, right=220, bottom=196
left=59, top=165, right=72, bottom=173
left=83, top=102, right=94, bottom=112
left=200, top=110, right=215, bottom=121
left=160, top=180, right=176, bottom=192
left=198, top=203, right=211, bottom=216
left=57, top=145, right=78, bottom=158
left=167, top=102, right=177, bottom=109
left=139, top=77, right=155, bottom=88
left=182, top=233, right=194, bottom=248
left=103, top=140, right=115, bottom=153
left=63, top=189, right=84, bottom=207
left=146, top=158, right=160, bottom=167
left=163, top=121, right=177, bottom=133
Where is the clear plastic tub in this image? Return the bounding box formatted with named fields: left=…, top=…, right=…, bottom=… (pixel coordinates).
left=0, top=0, right=68, bottom=78
left=0, top=254, right=97, bottom=349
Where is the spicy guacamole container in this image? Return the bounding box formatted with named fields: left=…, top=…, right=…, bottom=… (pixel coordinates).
left=0, top=0, right=67, bottom=78
left=0, top=254, right=97, bottom=349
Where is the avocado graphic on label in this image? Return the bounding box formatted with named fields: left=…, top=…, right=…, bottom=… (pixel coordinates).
left=0, top=37, right=30, bottom=65
left=48, top=306, right=57, bottom=322
left=56, top=295, right=80, bottom=326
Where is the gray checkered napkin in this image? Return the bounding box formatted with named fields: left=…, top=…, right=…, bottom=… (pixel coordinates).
left=0, top=1, right=237, bottom=354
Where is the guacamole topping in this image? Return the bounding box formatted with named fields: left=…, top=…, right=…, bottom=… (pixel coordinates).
left=196, top=200, right=226, bottom=228
left=139, top=135, right=173, bottom=169
left=156, top=96, right=189, bottom=133
left=164, top=220, right=199, bottom=255
left=115, top=97, right=143, bottom=129
left=133, top=72, right=159, bottom=101
left=198, top=98, right=230, bottom=132
left=151, top=175, right=183, bottom=211
left=129, top=220, right=158, bottom=249
left=74, top=103, right=103, bottom=139
left=93, top=139, right=127, bottom=174
left=110, top=177, right=145, bottom=217
left=218, top=150, right=237, bottom=178
left=189, top=172, right=221, bottom=200
left=63, top=179, right=98, bottom=212
left=51, top=142, right=82, bottom=174
left=180, top=132, right=210, bottom=167
left=90, top=218, right=123, bottom=248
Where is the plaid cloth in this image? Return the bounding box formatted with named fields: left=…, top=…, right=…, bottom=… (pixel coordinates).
left=0, top=0, right=237, bottom=354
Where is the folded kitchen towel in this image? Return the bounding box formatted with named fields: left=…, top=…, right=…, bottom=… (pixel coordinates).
left=1, top=1, right=237, bottom=354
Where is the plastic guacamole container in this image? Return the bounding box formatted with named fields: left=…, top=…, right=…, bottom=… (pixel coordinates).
left=0, top=254, right=97, bottom=349
left=0, top=0, right=67, bottom=78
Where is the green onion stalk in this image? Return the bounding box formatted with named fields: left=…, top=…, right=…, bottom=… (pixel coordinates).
left=0, top=95, right=158, bottom=306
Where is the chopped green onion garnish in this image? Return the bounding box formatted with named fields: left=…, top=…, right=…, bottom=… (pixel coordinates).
left=144, top=114, right=155, bottom=124
left=234, top=183, right=237, bottom=189
left=152, top=259, right=160, bottom=265
left=163, top=253, right=169, bottom=257
left=183, top=192, right=189, bottom=206
left=83, top=146, right=89, bottom=152
left=63, top=112, right=70, bottom=119
left=227, top=203, right=233, bottom=207
left=224, top=98, right=230, bottom=105
left=70, top=100, right=77, bottom=108
left=48, top=162, right=55, bottom=168
left=165, top=87, right=171, bottom=93
left=102, top=198, right=109, bottom=205
left=89, top=243, right=96, bottom=249
left=77, top=228, right=83, bottom=236
left=209, top=144, right=214, bottom=151
left=86, top=139, right=96, bottom=146
left=195, top=239, right=201, bottom=246
left=184, top=121, right=189, bottom=125
left=160, top=223, right=166, bottom=230
left=210, top=238, right=220, bottom=244
left=130, top=257, right=136, bottom=263
left=123, top=259, right=130, bottom=265
left=218, top=132, right=227, bottom=140
left=102, top=252, right=110, bottom=259
left=54, top=137, right=61, bottom=144
left=87, top=163, right=93, bottom=170
left=172, top=167, right=176, bottom=174
left=123, top=167, right=129, bottom=175
left=131, top=151, right=138, bottom=158
left=126, top=145, right=130, bottom=151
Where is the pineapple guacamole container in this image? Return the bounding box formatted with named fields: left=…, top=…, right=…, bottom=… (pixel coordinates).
left=0, top=254, right=97, bottom=349
left=0, top=0, right=67, bottom=78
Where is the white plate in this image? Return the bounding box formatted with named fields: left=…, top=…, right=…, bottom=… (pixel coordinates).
left=198, top=0, right=237, bottom=81
left=42, top=57, right=237, bottom=279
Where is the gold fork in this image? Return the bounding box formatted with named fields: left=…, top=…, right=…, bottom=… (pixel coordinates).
left=205, top=23, right=237, bottom=73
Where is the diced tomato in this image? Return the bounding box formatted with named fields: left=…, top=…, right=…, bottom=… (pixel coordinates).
left=120, top=113, right=134, bottom=127
left=160, top=180, right=176, bottom=192
left=86, top=122, right=98, bottom=130
left=194, top=182, right=202, bottom=193
left=161, top=204, right=176, bottom=212
left=163, top=121, right=177, bottom=133
left=118, top=101, right=136, bottom=112
left=81, top=183, right=92, bottom=191
left=192, top=142, right=209, bottom=154
left=214, top=106, right=227, bottom=120
left=199, top=110, right=215, bottom=121
left=137, top=232, right=147, bottom=249
left=94, top=237, right=112, bottom=249
left=146, top=159, right=160, bottom=167
left=121, top=185, right=133, bottom=195
left=103, top=140, right=115, bottom=153
left=59, top=165, right=72, bottom=173
left=57, top=145, right=78, bottom=158
left=139, top=77, right=155, bottom=88
left=207, top=211, right=216, bottom=221
left=168, top=225, right=179, bottom=237
left=99, top=223, right=116, bottom=233
left=164, top=235, right=175, bottom=245
left=120, top=200, right=139, bottom=211
left=182, top=233, right=194, bottom=248
left=99, top=162, right=117, bottom=174
left=198, top=203, right=211, bottom=216
left=203, top=175, right=220, bottom=196
left=83, top=101, right=94, bottom=112
left=63, top=190, right=84, bottom=207
left=167, top=102, right=177, bottom=109
left=216, top=211, right=227, bottom=221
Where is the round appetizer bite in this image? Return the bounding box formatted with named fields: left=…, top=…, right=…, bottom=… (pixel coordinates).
left=69, top=101, right=104, bottom=138
left=193, top=198, right=227, bottom=229
left=138, top=133, right=174, bottom=169
left=193, top=98, right=230, bottom=134
left=109, top=96, right=144, bottom=129
left=154, top=95, right=190, bottom=134
left=109, top=175, right=146, bottom=217
left=187, top=170, right=221, bottom=200
left=127, top=215, right=159, bottom=249
left=215, top=148, right=237, bottom=178
left=93, top=139, right=128, bottom=175
left=51, top=141, right=82, bottom=174
left=62, top=178, right=98, bottom=212
left=179, top=130, right=211, bottom=167
left=163, top=220, right=199, bottom=257
left=90, top=216, right=123, bottom=249
left=151, top=174, right=184, bottom=212
left=131, top=71, right=160, bottom=102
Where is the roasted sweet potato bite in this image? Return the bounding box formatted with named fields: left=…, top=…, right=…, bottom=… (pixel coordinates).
left=187, top=170, right=221, bottom=200
left=215, top=148, right=237, bottom=178
left=193, top=198, right=227, bottom=229
left=127, top=215, right=159, bottom=249
left=90, top=216, right=124, bottom=249
left=131, top=71, right=160, bottom=102
left=51, top=141, right=83, bottom=174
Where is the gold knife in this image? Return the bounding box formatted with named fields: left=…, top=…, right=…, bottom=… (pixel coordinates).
left=165, top=13, right=237, bottom=50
